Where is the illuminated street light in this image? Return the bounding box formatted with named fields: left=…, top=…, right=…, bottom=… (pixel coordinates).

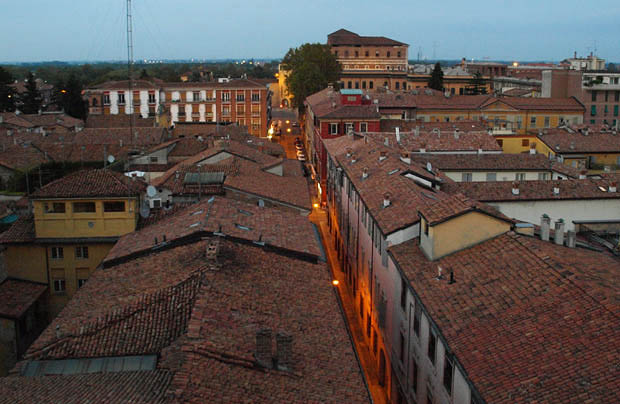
left=285, top=120, right=290, bottom=124
left=313, top=203, right=319, bottom=208
left=286, top=128, right=291, bottom=133
left=332, top=280, right=339, bottom=286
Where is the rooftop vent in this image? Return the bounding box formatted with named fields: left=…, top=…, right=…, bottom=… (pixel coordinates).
left=529, top=143, right=536, bottom=154
left=383, top=192, right=391, bottom=208
left=512, top=181, right=520, bottom=195
left=362, top=167, right=369, bottom=179
left=579, top=170, right=587, bottom=179
left=540, top=214, right=551, bottom=241
left=379, top=150, right=387, bottom=161
left=553, top=185, right=560, bottom=195
left=554, top=219, right=565, bottom=245
left=610, top=182, right=617, bottom=193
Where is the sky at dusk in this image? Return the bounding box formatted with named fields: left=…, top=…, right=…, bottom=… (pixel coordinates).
left=1, top=0, right=619, bottom=63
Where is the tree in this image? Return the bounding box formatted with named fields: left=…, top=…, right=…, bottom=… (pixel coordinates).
left=281, top=43, right=341, bottom=109
left=20, top=72, right=42, bottom=114
left=59, top=73, right=88, bottom=120
left=0, top=67, right=16, bottom=112
left=466, top=72, right=488, bottom=95
left=427, top=62, right=444, bottom=91
left=139, top=68, right=150, bottom=79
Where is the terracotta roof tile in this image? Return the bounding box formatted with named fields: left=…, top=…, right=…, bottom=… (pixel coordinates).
left=537, top=126, right=620, bottom=153
left=390, top=232, right=620, bottom=403
left=30, top=169, right=146, bottom=199
left=85, top=115, right=156, bottom=128
left=328, top=28, right=407, bottom=46
left=0, top=215, right=35, bottom=243
left=0, top=279, right=47, bottom=319
left=414, top=153, right=576, bottom=173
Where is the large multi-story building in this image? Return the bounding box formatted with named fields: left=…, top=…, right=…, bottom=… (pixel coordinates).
left=84, top=78, right=271, bottom=137
left=328, top=29, right=409, bottom=92
left=542, top=69, right=620, bottom=127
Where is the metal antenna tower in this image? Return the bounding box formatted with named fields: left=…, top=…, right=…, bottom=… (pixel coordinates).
left=127, top=0, right=135, bottom=145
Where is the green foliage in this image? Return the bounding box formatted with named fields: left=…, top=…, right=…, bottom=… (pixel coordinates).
left=427, top=62, right=444, bottom=91
left=0, top=66, right=16, bottom=112
left=281, top=43, right=341, bottom=109
left=58, top=74, right=88, bottom=120
left=466, top=72, right=488, bottom=95
left=20, top=72, right=42, bottom=114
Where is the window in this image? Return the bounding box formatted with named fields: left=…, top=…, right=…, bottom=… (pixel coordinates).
left=251, top=93, right=260, bottom=102
left=615, top=91, right=619, bottom=102
left=75, top=246, right=89, bottom=259
left=344, top=122, right=354, bottom=133
left=400, top=278, right=407, bottom=310
left=411, top=359, right=418, bottom=393
left=354, top=50, right=359, bottom=57
left=222, top=92, right=230, bottom=102
left=53, top=279, right=66, bottom=294
left=605, top=105, right=609, bottom=115
left=497, top=139, right=503, bottom=147
left=347, top=81, right=352, bottom=89
left=77, top=278, right=87, bottom=288
left=544, top=116, right=550, bottom=128
left=399, top=332, right=405, bottom=363
left=614, top=105, right=619, bottom=117
left=359, top=122, right=367, bottom=132
left=103, top=94, right=110, bottom=105
left=118, top=93, right=126, bottom=105
left=151, top=199, right=161, bottom=209
left=516, top=116, right=523, bottom=129
left=372, top=329, right=378, bottom=355
left=605, top=91, right=609, bottom=102
left=375, top=50, right=380, bottom=57
left=237, top=105, right=245, bottom=115
left=538, top=172, right=549, bottom=180
left=462, top=172, right=473, bottom=182
left=530, top=116, right=536, bottom=127
left=369, top=81, right=374, bottom=89
left=329, top=123, right=339, bottom=135
left=193, top=92, right=200, bottom=102
left=103, top=201, right=125, bottom=212
left=397, top=51, right=401, bottom=58
left=355, top=82, right=359, bottom=89
left=45, top=202, right=65, bottom=213
left=443, top=356, right=454, bottom=395
left=51, top=247, right=63, bottom=259
left=148, top=93, right=156, bottom=104
left=413, top=304, right=421, bottom=336
left=591, top=91, right=597, bottom=102
left=521, top=139, right=529, bottom=147
left=387, top=51, right=391, bottom=58
left=362, top=81, right=366, bottom=89
left=591, top=105, right=597, bottom=116
left=423, top=219, right=429, bottom=236
left=486, top=172, right=497, bottom=181
left=516, top=173, right=526, bottom=181
left=428, top=331, right=436, bottom=364
left=334, top=50, right=338, bottom=57
left=73, top=202, right=96, bottom=213
left=395, top=82, right=400, bottom=90
left=236, top=93, right=245, bottom=102
left=222, top=106, right=231, bottom=116
left=365, top=50, right=369, bottom=57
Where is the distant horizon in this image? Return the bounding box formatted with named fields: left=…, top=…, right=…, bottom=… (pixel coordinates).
left=1, top=1, right=618, bottom=64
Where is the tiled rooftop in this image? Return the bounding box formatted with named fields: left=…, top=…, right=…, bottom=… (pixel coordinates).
left=30, top=169, right=146, bottom=199
left=104, top=196, right=321, bottom=265
left=444, top=177, right=620, bottom=202
left=85, top=115, right=156, bottom=128
left=418, top=193, right=508, bottom=226
left=363, top=128, right=502, bottom=153
left=537, top=126, right=620, bottom=153
left=328, top=28, right=407, bottom=47
left=0, top=279, right=47, bottom=319
left=0, top=370, right=172, bottom=404
left=413, top=152, right=575, bottom=173
left=380, top=119, right=487, bottom=132
left=0, top=215, right=35, bottom=244
left=390, top=232, right=620, bottom=403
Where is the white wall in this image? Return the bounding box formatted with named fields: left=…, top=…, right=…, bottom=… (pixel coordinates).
left=444, top=170, right=556, bottom=182
left=170, top=104, right=179, bottom=123
left=199, top=104, right=206, bottom=122
left=110, top=90, right=118, bottom=114
left=490, top=198, right=620, bottom=231
left=140, top=90, right=149, bottom=118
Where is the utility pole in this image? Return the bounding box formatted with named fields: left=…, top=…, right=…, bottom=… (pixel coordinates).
left=127, top=0, right=135, bottom=146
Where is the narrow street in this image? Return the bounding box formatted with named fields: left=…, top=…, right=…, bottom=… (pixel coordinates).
left=272, top=108, right=388, bottom=404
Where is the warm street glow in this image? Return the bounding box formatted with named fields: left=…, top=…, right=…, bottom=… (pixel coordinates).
left=332, top=280, right=339, bottom=286
left=313, top=203, right=319, bottom=208
left=286, top=128, right=291, bottom=133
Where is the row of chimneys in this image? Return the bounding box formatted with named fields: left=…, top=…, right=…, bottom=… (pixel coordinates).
left=540, top=215, right=576, bottom=247
left=512, top=181, right=617, bottom=196
left=255, top=329, right=293, bottom=371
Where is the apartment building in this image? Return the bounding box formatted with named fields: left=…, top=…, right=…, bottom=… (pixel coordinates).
left=542, top=69, right=620, bottom=127
left=322, top=135, right=619, bottom=404
left=84, top=78, right=271, bottom=137
left=328, top=29, right=409, bottom=92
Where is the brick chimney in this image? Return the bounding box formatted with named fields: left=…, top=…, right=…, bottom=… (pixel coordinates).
left=554, top=219, right=565, bottom=245
left=579, top=170, right=587, bottom=179
left=255, top=329, right=273, bottom=369
left=275, top=332, right=293, bottom=371
left=540, top=214, right=551, bottom=241
left=362, top=167, right=369, bottom=179
left=383, top=192, right=391, bottom=208
left=512, top=181, right=520, bottom=195
left=609, top=182, right=617, bottom=193
left=529, top=143, right=536, bottom=154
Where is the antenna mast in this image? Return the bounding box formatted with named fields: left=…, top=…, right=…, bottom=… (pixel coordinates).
left=126, top=0, right=135, bottom=145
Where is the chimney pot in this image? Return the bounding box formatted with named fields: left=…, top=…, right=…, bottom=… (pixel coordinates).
left=383, top=193, right=391, bottom=208
left=579, top=170, right=587, bottom=179
left=529, top=143, right=536, bottom=154
left=566, top=230, right=576, bottom=248
left=512, top=181, right=520, bottom=195
left=540, top=214, right=551, bottom=241
left=362, top=167, right=369, bottom=179
left=255, top=329, right=273, bottom=368
left=609, top=182, right=617, bottom=193
left=554, top=219, right=565, bottom=245
left=275, top=332, right=293, bottom=371
left=553, top=186, right=560, bottom=195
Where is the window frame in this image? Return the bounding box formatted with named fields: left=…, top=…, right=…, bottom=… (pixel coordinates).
left=53, top=278, right=66, bottom=294
left=73, top=202, right=96, bottom=213
left=51, top=246, right=64, bottom=260
left=486, top=172, right=497, bottom=182
left=45, top=202, right=66, bottom=214
left=103, top=201, right=125, bottom=213
left=75, top=246, right=89, bottom=259
left=428, top=330, right=437, bottom=365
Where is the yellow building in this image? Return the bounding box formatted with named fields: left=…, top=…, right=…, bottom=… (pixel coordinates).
left=0, top=169, right=144, bottom=318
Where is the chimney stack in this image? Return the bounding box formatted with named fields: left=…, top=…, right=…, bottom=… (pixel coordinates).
left=383, top=193, right=391, bottom=208
left=512, top=181, right=520, bottom=195
left=255, top=329, right=273, bottom=368
left=579, top=170, right=587, bottom=179
left=379, top=150, right=387, bottom=161
left=453, top=130, right=459, bottom=139
left=346, top=147, right=352, bottom=157
left=554, top=219, right=565, bottom=245
left=553, top=185, right=560, bottom=195
left=529, top=143, right=536, bottom=154
left=541, top=214, right=551, bottom=241
left=566, top=230, right=576, bottom=248
left=362, top=167, right=369, bottom=179
left=275, top=332, right=293, bottom=371
left=395, top=127, right=401, bottom=143
left=400, top=151, right=411, bottom=164
left=609, top=182, right=617, bottom=193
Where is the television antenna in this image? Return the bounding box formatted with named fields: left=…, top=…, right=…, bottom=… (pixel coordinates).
left=107, top=154, right=116, bottom=164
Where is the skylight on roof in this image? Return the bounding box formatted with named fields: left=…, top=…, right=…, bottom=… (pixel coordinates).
left=235, top=223, right=252, bottom=231
left=189, top=222, right=200, bottom=228
left=191, top=210, right=204, bottom=216
left=238, top=209, right=253, bottom=216
left=388, top=168, right=400, bottom=175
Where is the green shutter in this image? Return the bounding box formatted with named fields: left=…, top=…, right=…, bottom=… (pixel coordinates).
left=591, top=105, right=597, bottom=116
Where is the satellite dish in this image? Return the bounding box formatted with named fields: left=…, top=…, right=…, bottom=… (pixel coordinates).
left=139, top=201, right=151, bottom=218
left=146, top=185, right=157, bottom=197
left=107, top=154, right=116, bottom=164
